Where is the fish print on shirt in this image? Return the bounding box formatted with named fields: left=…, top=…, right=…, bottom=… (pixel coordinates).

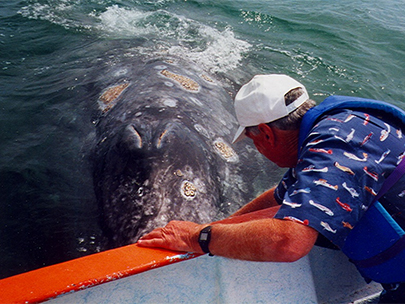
left=334, top=135, right=347, bottom=143
left=346, top=128, right=355, bottom=142
left=365, top=186, right=377, bottom=196
left=308, top=132, right=320, bottom=138
left=290, top=188, right=311, bottom=196
left=380, top=123, right=390, bottom=141
left=363, top=166, right=379, bottom=181
left=282, top=199, right=302, bottom=209
left=363, top=113, right=370, bottom=125
left=397, top=152, right=405, bottom=165
left=396, top=129, right=403, bottom=139
left=360, top=132, right=373, bottom=146
left=314, top=179, right=338, bottom=190
left=307, top=139, right=325, bottom=146
left=336, top=197, right=353, bottom=212
left=375, top=149, right=390, bottom=164
left=335, top=129, right=355, bottom=143
left=334, top=162, right=355, bottom=175
left=342, top=182, right=359, bottom=198
left=283, top=216, right=309, bottom=225
left=302, top=165, right=328, bottom=173
left=342, top=221, right=354, bottom=229
left=321, top=221, right=337, bottom=233
left=344, top=152, right=368, bottom=162
left=326, top=117, right=344, bottom=123
left=344, top=114, right=356, bottom=123
left=309, top=200, right=334, bottom=216
left=309, top=148, right=333, bottom=154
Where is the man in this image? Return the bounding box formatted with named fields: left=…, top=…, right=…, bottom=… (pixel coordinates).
left=138, top=74, right=405, bottom=302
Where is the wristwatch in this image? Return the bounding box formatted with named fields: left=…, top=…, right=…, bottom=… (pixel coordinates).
left=198, top=226, right=214, bottom=256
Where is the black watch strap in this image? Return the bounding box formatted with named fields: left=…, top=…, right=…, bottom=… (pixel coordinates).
left=198, top=226, right=214, bottom=256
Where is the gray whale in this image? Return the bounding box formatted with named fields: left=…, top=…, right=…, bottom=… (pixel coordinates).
left=92, top=57, right=278, bottom=248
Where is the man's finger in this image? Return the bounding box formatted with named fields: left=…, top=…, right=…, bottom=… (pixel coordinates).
left=140, top=226, right=169, bottom=240
left=137, top=238, right=163, bottom=248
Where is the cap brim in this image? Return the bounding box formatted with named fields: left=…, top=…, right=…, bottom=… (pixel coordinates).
left=232, top=125, right=246, bottom=144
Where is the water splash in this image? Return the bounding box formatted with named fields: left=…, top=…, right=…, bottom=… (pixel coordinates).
left=19, top=2, right=251, bottom=73
left=94, top=5, right=251, bottom=73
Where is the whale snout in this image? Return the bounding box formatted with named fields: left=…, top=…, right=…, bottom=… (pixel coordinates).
left=94, top=120, right=219, bottom=247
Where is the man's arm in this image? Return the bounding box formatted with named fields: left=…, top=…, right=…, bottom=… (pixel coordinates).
left=137, top=218, right=318, bottom=262
left=231, top=186, right=279, bottom=216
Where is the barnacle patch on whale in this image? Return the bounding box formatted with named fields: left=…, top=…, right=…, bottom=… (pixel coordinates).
left=160, top=69, right=199, bottom=92
left=201, top=74, right=215, bottom=84
left=181, top=180, right=197, bottom=199
left=98, top=83, right=130, bottom=113
left=213, top=138, right=239, bottom=162
left=174, top=169, right=183, bottom=177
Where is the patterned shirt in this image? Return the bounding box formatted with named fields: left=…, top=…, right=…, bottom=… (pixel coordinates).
left=274, top=109, right=405, bottom=248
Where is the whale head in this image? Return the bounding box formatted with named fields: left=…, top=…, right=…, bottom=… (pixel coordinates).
left=93, top=115, right=219, bottom=247
left=91, top=57, right=266, bottom=248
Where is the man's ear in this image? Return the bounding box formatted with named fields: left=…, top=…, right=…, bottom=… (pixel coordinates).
left=258, top=123, right=275, bottom=146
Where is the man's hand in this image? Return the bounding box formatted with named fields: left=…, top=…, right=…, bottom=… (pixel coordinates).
left=137, top=206, right=317, bottom=262
left=137, top=220, right=204, bottom=253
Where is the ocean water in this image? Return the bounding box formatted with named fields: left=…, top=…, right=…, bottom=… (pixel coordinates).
left=0, top=0, right=404, bottom=279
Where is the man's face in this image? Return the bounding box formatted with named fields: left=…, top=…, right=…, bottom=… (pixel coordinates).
left=245, top=126, right=298, bottom=168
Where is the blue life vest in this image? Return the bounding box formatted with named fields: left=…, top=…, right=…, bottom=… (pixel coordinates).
left=299, top=95, right=405, bottom=284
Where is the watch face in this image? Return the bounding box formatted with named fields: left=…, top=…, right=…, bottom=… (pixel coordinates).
left=200, top=232, right=209, bottom=241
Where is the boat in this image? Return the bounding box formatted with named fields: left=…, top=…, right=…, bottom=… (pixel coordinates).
left=0, top=242, right=382, bottom=303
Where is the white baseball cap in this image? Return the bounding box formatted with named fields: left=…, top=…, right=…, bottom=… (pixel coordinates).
left=232, top=74, right=309, bottom=143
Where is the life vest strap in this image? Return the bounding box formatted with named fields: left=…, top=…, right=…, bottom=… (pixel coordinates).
left=350, top=235, right=405, bottom=268
left=372, top=156, right=405, bottom=205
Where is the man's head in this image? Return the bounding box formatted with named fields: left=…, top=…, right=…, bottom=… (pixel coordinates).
left=232, top=74, right=315, bottom=167
left=232, top=74, right=311, bottom=143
